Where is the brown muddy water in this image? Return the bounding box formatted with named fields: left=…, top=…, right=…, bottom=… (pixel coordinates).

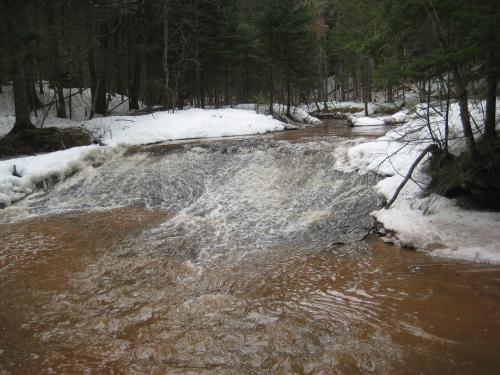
left=1, top=120, right=499, bottom=374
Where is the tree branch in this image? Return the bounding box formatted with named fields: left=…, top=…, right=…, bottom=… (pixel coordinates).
left=385, top=144, right=438, bottom=209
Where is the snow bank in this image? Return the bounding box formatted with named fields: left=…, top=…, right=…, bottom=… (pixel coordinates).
left=380, top=111, right=408, bottom=125
left=272, top=104, right=321, bottom=125
left=375, top=198, right=500, bottom=264
left=337, top=100, right=500, bottom=264
left=347, top=110, right=408, bottom=127
left=0, top=146, right=109, bottom=206
left=347, top=116, right=385, bottom=127
left=83, top=108, right=284, bottom=147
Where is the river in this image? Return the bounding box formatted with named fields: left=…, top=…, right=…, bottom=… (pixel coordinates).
left=1, top=120, right=499, bottom=374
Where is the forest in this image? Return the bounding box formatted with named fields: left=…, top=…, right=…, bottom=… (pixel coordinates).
left=1, top=0, right=497, bottom=134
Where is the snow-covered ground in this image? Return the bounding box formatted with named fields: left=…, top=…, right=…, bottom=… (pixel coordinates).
left=79, top=108, right=285, bottom=146
left=336, top=100, right=500, bottom=264
left=0, top=145, right=108, bottom=207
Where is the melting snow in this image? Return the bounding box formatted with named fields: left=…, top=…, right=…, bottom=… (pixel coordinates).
left=337, top=100, right=500, bottom=264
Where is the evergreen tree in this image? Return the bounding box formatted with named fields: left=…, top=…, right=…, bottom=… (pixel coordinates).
left=259, top=0, right=320, bottom=114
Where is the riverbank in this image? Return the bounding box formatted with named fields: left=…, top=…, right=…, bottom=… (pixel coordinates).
left=336, top=100, right=500, bottom=264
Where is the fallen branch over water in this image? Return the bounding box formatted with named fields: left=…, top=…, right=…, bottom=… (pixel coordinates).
left=385, top=144, right=439, bottom=209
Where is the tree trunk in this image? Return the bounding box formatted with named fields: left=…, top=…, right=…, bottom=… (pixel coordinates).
left=286, top=68, right=291, bottom=117
left=45, top=0, right=67, bottom=118
left=224, top=66, right=230, bottom=107
left=25, top=56, right=42, bottom=110
left=124, top=14, right=139, bottom=111
left=12, top=66, right=35, bottom=133
left=322, top=52, right=328, bottom=110
left=421, top=0, right=478, bottom=160
left=363, top=58, right=369, bottom=116
left=94, top=76, right=107, bottom=115
left=26, top=78, right=42, bottom=111
left=387, top=86, right=393, bottom=103
left=6, top=1, right=35, bottom=134
left=88, top=63, right=96, bottom=118
left=484, top=69, right=497, bottom=141
left=94, top=19, right=108, bottom=115
left=128, top=55, right=140, bottom=111
left=269, top=66, right=274, bottom=115
left=444, top=74, right=451, bottom=155
left=172, top=71, right=181, bottom=112
left=454, top=74, right=478, bottom=159
left=86, top=14, right=97, bottom=118
left=34, top=2, right=44, bottom=95
left=484, top=26, right=498, bottom=141
left=214, top=80, right=219, bottom=109
left=55, top=83, right=66, bottom=118
left=244, top=62, right=249, bottom=103
left=162, top=0, right=171, bottom=108
left=200, top=70, right=205, bottom=109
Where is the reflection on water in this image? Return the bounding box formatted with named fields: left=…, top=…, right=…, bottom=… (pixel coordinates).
left=0, top=208, right=499, bottom=374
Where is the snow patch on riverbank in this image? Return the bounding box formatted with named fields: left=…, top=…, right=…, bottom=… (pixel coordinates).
left=0, top=146, right=110, bottom=207
left=337, top=100, right=500, bottom=264
left=375, top=198, right=500, bottom=264
left=82, top=108, right=284, bottom=146
left=348, top=116, right=385, bottom=127
left=347, top=111, right=408, bottom=127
